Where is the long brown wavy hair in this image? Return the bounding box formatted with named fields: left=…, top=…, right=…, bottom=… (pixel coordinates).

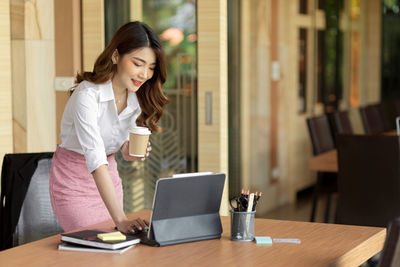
left=73, top=21, right=169, bottom=132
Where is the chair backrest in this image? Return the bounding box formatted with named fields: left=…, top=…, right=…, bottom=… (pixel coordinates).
left=306, top=115, right=335, bottom=155
left=359, top=104, right=390, bottom=134
left=397, top=116, right=400, bottom=136
left=335, top=135, right=400, bottom=227
left=332, top=111, right=353, bottom=135
left=378, top=217, right=400, bottom=267
left=394, top=99, right=400, bottom=117
left=328, top=111, right=353, bottom=145
left=13, top=158, right=63, bottom=246
left=380, top=102, right=393, bottom=131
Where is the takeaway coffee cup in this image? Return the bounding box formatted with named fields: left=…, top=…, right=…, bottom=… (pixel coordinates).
left=129, top=126, right=151, bottom=157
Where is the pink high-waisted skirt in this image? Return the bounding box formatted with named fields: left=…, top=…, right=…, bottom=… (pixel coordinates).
left=49, top=146, right=123, bottom=232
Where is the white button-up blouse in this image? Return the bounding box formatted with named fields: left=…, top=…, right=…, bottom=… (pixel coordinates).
left=59, top=80, right=141, bottom=173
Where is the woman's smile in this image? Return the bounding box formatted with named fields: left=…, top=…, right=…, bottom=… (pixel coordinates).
left=132, top=79, right=143, bottom=87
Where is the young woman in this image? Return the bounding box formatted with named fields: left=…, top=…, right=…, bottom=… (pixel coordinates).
left=50, top=21, right=169, bottom=234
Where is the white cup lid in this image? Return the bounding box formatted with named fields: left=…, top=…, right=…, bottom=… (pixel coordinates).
left=129, top=126, right=151, bottom=135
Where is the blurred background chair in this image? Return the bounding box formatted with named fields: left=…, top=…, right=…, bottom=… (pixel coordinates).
left=335, top=135, right=400, bottom=227
left=381, top=100, right=400, bottom=130
left=378, top=217, right=400, bottom=267
left=0, top=153, right=63, bottom=250
left=359, top=104, right=391, bottom=134
left=328, top=110, right=353, bottom=145
left=331, top=111, right=354, bottom=134
left=306, top=115, right=337, bottom=222
left=394, top=99, right=400, bottom=117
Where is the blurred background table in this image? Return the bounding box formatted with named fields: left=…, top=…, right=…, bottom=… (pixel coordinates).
left=309, top=130, right=398, bottom=172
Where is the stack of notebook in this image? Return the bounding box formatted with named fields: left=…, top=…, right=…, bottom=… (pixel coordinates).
left=58, top=230, right=141, bottom=254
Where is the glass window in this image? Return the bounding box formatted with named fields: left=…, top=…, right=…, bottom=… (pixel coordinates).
left=299, top=0, right=308, bottom=14
left=142, top=0, right=198, bottom=174
left=317, top=29, right=325, bottom=104
left=320, top=0, right=343, bottom=111
left=104, top=0, right=198, bottom=213
left=104, top=0, right=130, bottom=45
left=298, top=28, right=307, bottom=113
left=318, top=0, right=325, bottom=10
left=382, top=0, right=400, bottom=100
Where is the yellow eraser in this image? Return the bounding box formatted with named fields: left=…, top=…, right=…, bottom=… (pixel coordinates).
left=97, top=231, right=126, bottom=241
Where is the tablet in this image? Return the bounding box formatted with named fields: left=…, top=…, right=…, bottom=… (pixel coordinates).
left=145, top=173, right=226, bottom=246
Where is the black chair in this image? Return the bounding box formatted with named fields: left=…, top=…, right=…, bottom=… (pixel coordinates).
left=335, top=135, right=400, bottom=227
left=331, top=111, right=353, bottom=135
left=306, top=115, right=337, bottom=222
left=378, top=217, right=400, bottom=267
left=0, top=153, right=63, bottom=250
left=359, top=104, right=391, bottom=134
left=381, top=99, right=399, bottom=131
left=394, top=99, right=400, bottom=117
left=307, top=115, right=335, bottom=155
left=328, top=110, right=353, bottom=145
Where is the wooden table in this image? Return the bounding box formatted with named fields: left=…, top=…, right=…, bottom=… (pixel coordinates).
left=309, top=130, right=398, bottom=172
left=0, top=210, right=386, bottom=267
left=309, top=150, right=338, bottom=172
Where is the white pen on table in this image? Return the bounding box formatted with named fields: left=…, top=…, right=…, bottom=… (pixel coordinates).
left=273, top=238, right=301, bottom=244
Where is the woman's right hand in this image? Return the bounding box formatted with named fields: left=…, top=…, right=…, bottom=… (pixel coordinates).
left=120, top=141, right=151, bottom=162
left=131, top=218, right=150, bottom=233
left=116, top=217, right=149, bottom=234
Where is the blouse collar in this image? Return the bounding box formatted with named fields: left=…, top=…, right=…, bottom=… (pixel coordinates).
left=99, top=80, right=140, bottom=113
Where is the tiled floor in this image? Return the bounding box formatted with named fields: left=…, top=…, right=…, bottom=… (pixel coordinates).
left=257, top=191, right=337, bottom=223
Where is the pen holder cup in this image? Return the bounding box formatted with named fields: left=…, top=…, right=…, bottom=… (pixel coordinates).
left=230, top=210, right=256, bottom=242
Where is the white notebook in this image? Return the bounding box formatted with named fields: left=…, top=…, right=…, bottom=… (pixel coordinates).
left=58, top=242, right=135, bottom=254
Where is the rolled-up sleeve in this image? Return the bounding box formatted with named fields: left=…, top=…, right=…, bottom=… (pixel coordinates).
left=72, top=90, right=108, bottom=173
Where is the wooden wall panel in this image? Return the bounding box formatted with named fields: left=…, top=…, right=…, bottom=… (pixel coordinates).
left=55, top=0, right=81, bottom=77
left=364, top=0, right=381, bottom=103
left=10, top=1, right=26, bottom=153
left=10, top=0, right=24, bottom=40
left=198, top=0, right=229, bottom=215
left=10, top=0, right=56, bottom=153
left=130, top=0, right=142, bottom=21
left=0, top=0, right=13, bottom=169
left=11, top=40, right=26, bottom=153
left=25, top=0, right=54, bottom=40
left=282, top=0, right=316, bottom=201
left=82, top=0, right=104, bottom=72
left=25, top=40, right=56, bottom=152
left=240, top=0, right=251, bottom=192
left=240, top=0, right=295, bottom=213
left=54, top=0, right=82, bottom=144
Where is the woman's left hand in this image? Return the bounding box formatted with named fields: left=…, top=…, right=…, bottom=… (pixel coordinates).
left=121, top=141, right=152, bottom=161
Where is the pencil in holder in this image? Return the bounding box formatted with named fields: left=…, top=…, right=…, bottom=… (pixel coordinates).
left=230, top=209, right=256, bottom=242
